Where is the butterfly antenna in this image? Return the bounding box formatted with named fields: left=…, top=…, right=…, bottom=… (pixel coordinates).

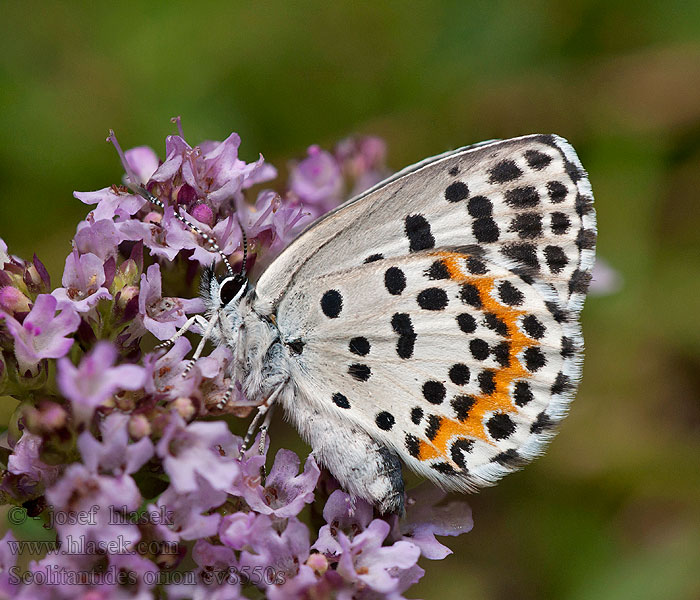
left=238, top=216, right=248, bottom=278
left=135, top=185, right=235, bottom=278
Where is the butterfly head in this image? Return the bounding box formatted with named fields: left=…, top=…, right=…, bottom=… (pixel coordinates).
left=201, top=266, right=249, bottom=313
left=218, top=274, right=248, bottom=306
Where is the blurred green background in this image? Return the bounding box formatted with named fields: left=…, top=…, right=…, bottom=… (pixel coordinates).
left=2, top=1, right=700, bottom=598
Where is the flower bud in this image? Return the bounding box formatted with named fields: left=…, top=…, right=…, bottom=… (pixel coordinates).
left=114, top=285, right=140, bottom=323
left=306, top=552, right=329, bottom=575
left=23, top=400, right=75, bottom=466
left=22, top=256, right=51, bottom=294
left=171, top=397, right=196, bottom=422
left=176, top=183, right=197, bottom=207
left=128, top=413, right=152, bottom=440
left=191, top=202, right=214, bottom=227
left=0, top=286, right=31, bottom=316
left=24, top=400, right=68, bottom=436
left=113, top=259, right=140, bottom=290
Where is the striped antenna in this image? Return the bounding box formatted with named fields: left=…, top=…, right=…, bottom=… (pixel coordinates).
left=107, top=129, right=246, bottom=279
left=135, top=185, right=235, bottom=278
left=238, top=217, right=248, bottom=277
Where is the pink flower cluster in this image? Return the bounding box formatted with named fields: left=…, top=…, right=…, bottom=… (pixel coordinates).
left=0, top=122, right=472, bottom=599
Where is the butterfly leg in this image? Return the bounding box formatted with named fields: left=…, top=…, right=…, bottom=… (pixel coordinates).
left=257, top=406, right=277, bottom=485
left=182, top=313, right=220, bottom=376
left=154, top=315, right=210, bottom=351
left=216, top=328, right=246, bottom=410
left=240, top=382, right=286, bottom=452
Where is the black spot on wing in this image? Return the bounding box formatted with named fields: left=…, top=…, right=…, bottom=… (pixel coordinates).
left=484, top=313, right=508, bottom=337
left=348, top=363, right=371, bottom=381
left=551, top=372, right=571, bottom=395
left=405, top=433, right=420, bottom=458
left=349, top=337, right=370, bottom=356
left=550, top=212, right=571, bottom=235
left=417, top=288, right=448, bottom=310
left=509, top=213, right=543, bottom=239
left=457, top=313, right=477, bottom=334
left=547, top=181, right=568, bottom=203
left=472, top=217, right=500, bottom=243
left=321, top=290, right=343, bottom=318
left=466, top=257, right=488, bottom=275
left=376, top=411, right=395, bottom=431
left=478, top=370, right=496, bottom=394
left=525, top=149, right=552, bottom=170
left=576, top=228, right=597, bottom=250
left=405, top=214, right=435, bottom=252
left=531, top=412, right=554, bottom=434
left=384, top=267, right=406, bottom=295
left=498, top=281, right=524, bottom=306
left=445, top=181, right=469, bottom=202
left=425, top=415, right=441, bottom=441
left=522, top=314, right=546, bottom=339
left=451, top=438, right=474, bottom=469
left=493, top=341, right=511, bottom=367
left=449, top=363, right=470, bottom=385
left=410, top=407, right=424, bottom=425
left=544, top=245, right=568, bottom=274
left=460, top=283, right=482, bottom=308
left=504, top=186, right=539, bottom=209
left=425, top=260, right=450, bottom=280
left=391, top=313, right=416, bottom=359
left=523, top=347, right=546, bottom=372
left=569, top=269, right=592, bottom=294
left=432, top=462, right=457, bottom=476
left=470, top=339, right=490, bottom=361
left=422, top=381, right=446, bottom=405
left=452, top=395, right=476, bottom=421
left=502, top=243, right=539, bottom=270
left=546, top=301, right=568, bottom=323
left=492, top=449, right=524, bottom=467
left=565, top=159, right=582, bottom=182
left=332, top=393, right=350, bottom=409
left=576, top=193, right=594, bottom=217
left=467, top=196, right=492, bottom=218
left=487, top=413, right=516, bottom=440
left=513, top=381, right=533, bottom=406
left=489, top=160, right=522, bottom=183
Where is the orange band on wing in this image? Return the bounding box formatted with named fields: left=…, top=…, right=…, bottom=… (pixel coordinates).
left=417, top=252, right=539, bottom=463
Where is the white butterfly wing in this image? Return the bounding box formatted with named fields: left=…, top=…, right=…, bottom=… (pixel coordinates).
left=254, top=134, right=596, bottom=316
left=252, top=134, right=596, bottom=501
left=273, top=249, right=580, bottom=490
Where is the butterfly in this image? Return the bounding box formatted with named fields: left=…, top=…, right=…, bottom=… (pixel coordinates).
left=146, top=134, right=596, bottom=514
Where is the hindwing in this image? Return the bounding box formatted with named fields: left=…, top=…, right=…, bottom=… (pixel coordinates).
left=276, top=250, right=582, bottom=489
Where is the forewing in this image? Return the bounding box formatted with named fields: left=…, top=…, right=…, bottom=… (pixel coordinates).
left=254, top=134, right=596, bottom=316
left=277, top=249, right=583, bottom=490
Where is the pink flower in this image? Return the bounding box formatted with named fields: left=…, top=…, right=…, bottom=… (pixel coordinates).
left=57, top=341, right=146, bottom=421
left=74, top=185, right=146, bottom=222
left=137, top=263, right=204, bottom=340
left=1, top=294, right=80, bottom=375
left=125, top=145, right=160, bottom=184
left=77, top=412, right=154, bottom=476
left=288, top=145, right=343, bottom=217
left=241, top=449, right=320, bottom=518
left=155, top=413, right=239, bottom=494
left=52, top=250, right=112, bottom=313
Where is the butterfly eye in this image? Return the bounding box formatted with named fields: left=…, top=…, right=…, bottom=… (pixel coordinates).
left=219, top=275, right=246, bottom=305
